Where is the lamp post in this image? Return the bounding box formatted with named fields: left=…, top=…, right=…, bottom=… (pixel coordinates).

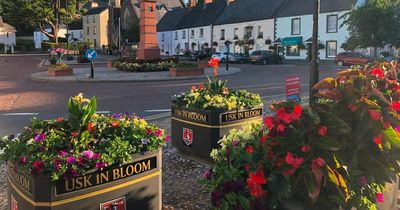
left=309, top=0, right=320, bottom=104
left=224, top=40, right=231, bottom=71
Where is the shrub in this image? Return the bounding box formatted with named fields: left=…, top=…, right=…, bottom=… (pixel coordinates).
left=113, top=58, right=178, bottom=72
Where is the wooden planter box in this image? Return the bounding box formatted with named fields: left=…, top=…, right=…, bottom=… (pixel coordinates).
left=169, top=67, right=204, bottom=77
left=197, top=60, right=209, bottom=70
left=7, top=150, right=162, bottom=210
left=171, top=105, right=263, bottom=159
left=48, top=67, right=73, bottom=77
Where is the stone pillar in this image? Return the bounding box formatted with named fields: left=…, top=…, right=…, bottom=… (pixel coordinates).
left=136, top=0, right=160, bottom=60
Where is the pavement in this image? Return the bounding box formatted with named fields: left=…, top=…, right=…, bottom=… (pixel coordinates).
left=30, top=67, right=241, bottom=82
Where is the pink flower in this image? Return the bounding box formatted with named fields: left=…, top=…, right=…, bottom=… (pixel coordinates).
left=58, top=150, right=68, bottom=157
left=395, top=125, right=400, bottom=133
left=67, top=156, right=76, bottom=164
left=34, top=133, right=46, bottom=142
left=285, top=152, right=304, bottom=168
left=246, top=146, right=254, bottom=154
left=93, top=153, right=101, bottom=160
left=96, top=162, right=106, bottom=170
left=83, top=150, right=94, bottom=159
left=53, top=159, right=62, bottom=171
left=31, top=160, right=44, bottom=175
left=376, top=192, right=384, bottom=203
left=282, top=168, right=296, bottom=177
left=301, top=145, right=311, bottom=153
left=277, top=124, right=286, bottom=132
left=318, top=126, right=328, bottom=136
left=19, top=156, right=27, bottom=165
left=311, top=157, right=325, bottom=169
left=155, top=129, right=163, bottom=138
left=165, top=135, right=171, bottom=142
left=146, top=128, right=153, bottom=134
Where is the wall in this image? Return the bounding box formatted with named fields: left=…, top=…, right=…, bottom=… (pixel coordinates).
left=157, top=31, right=173, bottom=56
left=83, top=10, right=109, bottom=49
left=171, top=25, right=212, bottom=55
left=33, top=28, right=68, bottom=49
left=213, top=19, right=275, bottom=54
left=0, top=31, right=16, bottom=46
left=275, top=11, right=349, bottom=60
left=69, top=29, right=83, bottom=42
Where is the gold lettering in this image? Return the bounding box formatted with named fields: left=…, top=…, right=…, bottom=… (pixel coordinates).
left=113, top=168, right=120, bottom=180
left=75, top=177, right=83, bottom=189
left=96, top=174, right=99, bottom=184
left=100, top=171, right=109, bottom=183
left=141, top=160, right=151, bottom=171
left=83, top=175, right=92, bottom=187
left=238, top=112, right=244, bottom=119
left=120, top=167, right=127, bottom=178
left=126, top=165, right=134, bottom=176
left=134, top=162, right=142, bottom=173
left=65, top=180, right=74, bottom=192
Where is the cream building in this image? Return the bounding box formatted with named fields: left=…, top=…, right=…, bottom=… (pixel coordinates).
left=0, top=16, right=17, bottom=53
left=83, top=7, right=109, bottom=49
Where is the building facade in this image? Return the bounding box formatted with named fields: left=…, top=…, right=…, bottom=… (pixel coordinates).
left=83, top=7, right=109, bottom=49
left=0, top=16, right=17, bottom=53
left=33, top=24, right=67, bottom=49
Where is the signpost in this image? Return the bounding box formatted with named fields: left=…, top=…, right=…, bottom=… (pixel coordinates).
left=85, top=49, right=97, bottom=78
left=286, top=76, right=301, bottom=102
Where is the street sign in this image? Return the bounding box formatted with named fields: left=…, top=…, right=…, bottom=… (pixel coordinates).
left=286, top=76, right=301, bottom=102
left=85, top=49, right=97, bottom=61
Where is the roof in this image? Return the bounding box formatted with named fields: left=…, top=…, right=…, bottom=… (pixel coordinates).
left=34, top=24, right=67, bottom=32
left=157, top=8, right=187, bottom=32
left=214, top=0, right=285, bottom=25
left=276, top=0, right=358, bottom=18
left=83, top=6, right=108, bottom=16
left=174, top=0, right=226, bottom=30
left=0, top=16, right=17, bottom=33
left=127, top=0, right=184, bottom=21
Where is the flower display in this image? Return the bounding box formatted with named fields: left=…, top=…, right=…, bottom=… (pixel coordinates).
left=172, top=77, right=262, bottom=111
left=0, top=94, right=167, bottom=181
left=208, top=58, right=220, bottom=77
left=113, top=58, right=178, bottom=72
left=203, top=61, right=400, bottom=209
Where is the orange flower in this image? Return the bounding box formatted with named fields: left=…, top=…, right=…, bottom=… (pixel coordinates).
left=87, top=122, right=96, bottom=132
left=111, top=121, right=119, bottom=128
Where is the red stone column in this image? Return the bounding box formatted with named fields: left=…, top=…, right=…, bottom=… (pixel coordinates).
left=137, top=0, right=161, bottom=60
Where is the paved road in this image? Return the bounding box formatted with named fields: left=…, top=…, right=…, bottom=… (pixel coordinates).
left=0, top=55, right=344, bottom=136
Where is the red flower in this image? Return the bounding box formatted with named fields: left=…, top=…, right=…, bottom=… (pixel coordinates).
left=383, top=121, right=391, bottom=129
left=277, top=107, right=292, bottom=124
left=373, top=135, right=383, bottom=145
left=246, top=146, right=254, bottom=154
left=71, top=132, right=78, bottom=137
left=282, top=168, right=296, bottom=177
left=191, top=86, right=196, bottom=91
left=370, top=68, right=384, bottom=79
left=291, top=105, right=302, bottom=121
left=208, top=58, right=220, bottom=68
left=376, top=192, right=384, bottom=203
left=301, top=145, right=311, bottom=153
left=31, top=160, right=44, bottom=175
left=263, top=116, right=274, bottom=129
left=311, top=157, right=326, bottom=169
left=87, top=122, right=96, bottom=132
left=246, top=169, right=267, bottom=199
left=199, top=84, right=204, bottom=90
left=368, top=109, right=381, bottom=121
left=111, top=121, right=119, bottom=128
left=277, top=124, right=286, bottom=132
left=389, top=101, right=400, bottom=112
left=259, top=135, right=268, bottom=145
left=347, top=104, right=357, bottom=112
left=318, top=126, right=328, bottom=136
left=244, top=164, right=250, bottom=172
left=273, top=157, right=285, bottom=167
left=56, top=118, right=64, bottom=123
left=285, top=152, right=304, bottom=168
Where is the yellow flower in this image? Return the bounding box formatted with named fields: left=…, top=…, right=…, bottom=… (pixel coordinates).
left=73, top=93, right=90, bottom=103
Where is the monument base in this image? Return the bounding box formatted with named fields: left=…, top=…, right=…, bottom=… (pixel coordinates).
left=137, top=47, right=160, bottom=60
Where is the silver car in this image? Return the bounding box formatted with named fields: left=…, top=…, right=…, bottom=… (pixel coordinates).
left=211, top=52, right=238, bottom=63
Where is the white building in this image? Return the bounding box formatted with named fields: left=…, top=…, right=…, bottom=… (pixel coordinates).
left=33, top=24, right=67, bottom=49
left=0, top=16, right=17, bottom=53
left=157, top=8, right=187, bottom=56
left=68, top=21, right=83, bottom=42
left=212, top=0, right=283, bottom=54
left=275, top=0, right=360, bottom=60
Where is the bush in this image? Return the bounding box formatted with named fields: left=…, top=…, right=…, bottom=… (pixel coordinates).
left=15, top=39, right=35, bottom=52
left=203, top=61, right=400, bottom=209
left=41, top=41, right=93, bottom=51
left=113, top=58, right=179, bottom=72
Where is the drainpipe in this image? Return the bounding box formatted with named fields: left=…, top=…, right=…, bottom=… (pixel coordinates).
left=210, top=24, right=214, bottom=53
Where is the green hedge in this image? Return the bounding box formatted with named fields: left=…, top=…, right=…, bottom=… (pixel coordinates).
left=15, top=39, right=35, bottom=51
left=41, top=41, right=93, bottom=51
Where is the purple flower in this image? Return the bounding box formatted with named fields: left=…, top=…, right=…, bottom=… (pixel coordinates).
left=211, top=190, right=221, bottom=208
left=202, top=169, right=213, bottom=180
left=141, top=138, right=148, bottom=145
left=83, top=150, right=94, bottom=159
left=112, top=113, right=123, bottom=119
left=53, top=159, right=62, bottom=171
left=96, top=162, right=106, bottom=169
left=93, top=153, right=101, bottom=160
left=155, top=129, right=163, bottom=138
left=58, top=151, right=68, bottom=157
left=64, top=168, right=77, bottom=180
left=67, top=156, right=76, bottom=164
left=34, top=133, right=46, bottom=142
left=232, top=180, right=245, bottom=192
left=19, top=156, right=27, bottom=165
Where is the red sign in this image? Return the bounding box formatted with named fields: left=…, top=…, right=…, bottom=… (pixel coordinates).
left=100, top=196, right=126, bottom=210
left=285, top=76, right=300, bottom=97
left=183, top=128, right=193, bottom=146
left=11, top=195, right=18, bottom=210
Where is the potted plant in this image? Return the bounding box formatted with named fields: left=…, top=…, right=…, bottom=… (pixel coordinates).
left=47, top=48, right=73, bottom=77
left=171, top=78, right=263, bottom=159
left=202, top=61, right=400, bottom=209
left=49, top=56, right=57, bottom=65
left=169, top=62, right=203, bottom=77
left=1, top=94, right=167, bottom=210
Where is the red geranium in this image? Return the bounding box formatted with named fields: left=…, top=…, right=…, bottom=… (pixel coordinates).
left=199, top=84, right=204, bottom=90
left=370, top=68, right=384, bottom=79
left=285, top=152, right=304, bottom=168
left=246, top=169, right=267, bottom=198
left=246, top=146, right=254, bottom=154
left=389, top=101, right=400, bottom=112
left=259, top=135, right=268, bottom=145
left=373, top=134, right=384, bottom=145
left=347, top=104, right=357, bottom=112
left=368, top=109, right=382, bottom=121
left=301, top=145, right=311, bottom=153
left=311, top=157, right=325, bottom=169
left=277, top=124, right=286, bottom=132
left=264, top=116, right=274, bottom=129
left=318, top=126, right=328, bottom=136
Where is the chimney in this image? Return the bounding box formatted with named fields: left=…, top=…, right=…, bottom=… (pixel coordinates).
left=189, top=0, right=196, bottom=8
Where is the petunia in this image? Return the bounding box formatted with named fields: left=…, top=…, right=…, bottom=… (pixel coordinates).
left=31, top=160, right=44, bottom=175
left=155, top=129, right=163, bottom=138
left=141, top=138, right=148, bottom=145
left=58, top=150, right=68, bottom=157
left=93, top=153, right=101, bottom=160
left=376, top=192, right=384, bottom=203
left=246, top=146, right=254, bottom=154
left=19, top=156, right=27, bottom=165
left=96, top=162, right=106, bottom=170
left=202, top=169, right=213, bottom=180
left=263, top=116, right=274, bottom=129
left=301, top=145, right=311, bottom=153
left=67, top=156, right=76, bottom=164
left=34, top=133, right=46, bottom=143
left=368, top=109, right=381, bottom=121
left=64, top=168, right=77, bottom=179
left=53, top=159, right=62, bottom=171
left=83, top=150, right=94, bottom=159
left=165, top=135, right=171, bottom=142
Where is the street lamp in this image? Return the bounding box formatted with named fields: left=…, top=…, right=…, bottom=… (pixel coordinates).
left=309, top=0, right=320, bottom=103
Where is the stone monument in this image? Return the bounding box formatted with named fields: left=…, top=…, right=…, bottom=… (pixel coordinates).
left=137, top=0, right=161, bottom=60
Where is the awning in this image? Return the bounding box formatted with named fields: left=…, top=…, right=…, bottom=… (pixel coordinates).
left=282, top=37, right=303, bottom=46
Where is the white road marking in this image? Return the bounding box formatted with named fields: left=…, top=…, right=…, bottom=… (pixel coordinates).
left=96, top=111, right=111, bottom=114
left=3, top=113, right=39, bottom=116
left=144, top=109, right=171, bottom=112
left=145, top=112, right=171, bottom=121
left=37, top=59, right=45, bottom=67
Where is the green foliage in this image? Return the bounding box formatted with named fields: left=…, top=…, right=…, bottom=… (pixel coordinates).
left=114, top=59, right=178, bottom=72
left=41, top=41, right=93, bottom=51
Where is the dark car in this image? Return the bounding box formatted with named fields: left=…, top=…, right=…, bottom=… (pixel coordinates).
left=233, top=53, right=249, bottom=64
left=250, top=50, right=284, bottom=64
left=189, top=50, right=212, bottom=61
left=334, top=52, right=374, bottom=66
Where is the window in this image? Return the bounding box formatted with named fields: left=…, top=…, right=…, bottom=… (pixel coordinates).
left=161, top=33, right=165, bottom=41
left=161, top=44, right=164, bottom=52
left=220, top=29, right=225, bottom=40
left=175, top=31, right=178, bottom=40
left=244, top=27, right=252, bottom=38
left=87, top=26, right=90, bottom=35
left=286, top=45, right=300, bottom=56
left=327, top=15, right=338, bottom=33
left=326, top=41, right=337, bottom=58
left=93, top=26, right=97, bottom=35
left=257, top=26, right=263, bottom=38
left=182, top=30, right=186, bottom=39
left=233, top=28, right=238, bottom=39
left=80, top=31, right=83, bottom=38
left=6, top=32, right=9, bottom=37
left=86, top=17, right=89, bottom=23
left=148, top=6, right=153, bottom=12
left=191, top=29, right=194, bottom=37
left=93, top=16, right=96, bottom=23
left=291, top=18, right=301, bottom=35
left=200, top=28, right=204, bottom=37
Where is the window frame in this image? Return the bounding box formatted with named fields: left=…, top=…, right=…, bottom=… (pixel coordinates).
left=291, top=18, right=301, bottom=35
left=199, top=28, right=204, bottom=38
left=233, top=28, right=238, bottom=39
left=326, top=14, right=338, bottom=33
left=220, top=29, right=225, bottom=40
left=182, top=30, right=186, bottom=39
left=326, top=40, right=337, bottom=58
left=175, top=31, right=178, bottom=40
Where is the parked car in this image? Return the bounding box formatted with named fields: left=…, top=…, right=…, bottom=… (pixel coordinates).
left=211, top=52, right=238, bottom=63
left=189, top=50, right=212, bottom=61
left=233, top=53, right=250, bottom=64
left=334, top=52, right=374, bottom=66
left=379, top=51, right=393, bottom=62
left=250, top=50, right=284, bottom=64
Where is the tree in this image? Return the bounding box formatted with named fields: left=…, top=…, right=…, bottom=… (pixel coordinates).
left=0, top=0, right=79, bottom=42
left=342, top=0, right=400, bottom=57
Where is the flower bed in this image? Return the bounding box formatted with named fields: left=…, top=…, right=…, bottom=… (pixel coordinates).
left=171, top=78, right=263, bottom=159
left=48, top=63, right=73, bottom=77
left=1, top=94, right=167, bottom=209
left=202, top=61, right=400, bottom=209
left=113, top=58, right=178, bottom=72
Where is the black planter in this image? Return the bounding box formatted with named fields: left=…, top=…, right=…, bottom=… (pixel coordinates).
left=7, top=150, right=162, bottom=210
left=171, top=104, right=263, bottom=160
